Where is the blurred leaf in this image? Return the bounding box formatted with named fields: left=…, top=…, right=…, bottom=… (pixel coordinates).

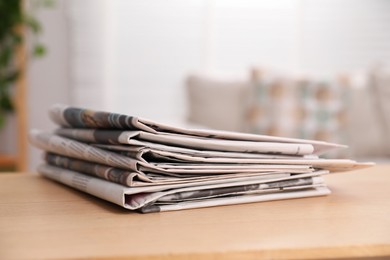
left=11, top=33, right=23, bottom=45
left=0, top=88, right=14, bottom=112
left=4, top=71, right=20, bottom=84
left=33, top=44, right=46, bottom=57
left=0, top=89, right=14, bottom=112
left=0, top=112, right=5, bottom=129
left=0, top=46, right=13, bottom=67
left=23, top=15, right=41, bottom=34
left=0, top=0, right=50, bottom=121
left=42, top=0, right=56, bottom=8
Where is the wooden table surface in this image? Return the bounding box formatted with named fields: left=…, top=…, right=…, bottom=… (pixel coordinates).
left=1, top=165, right=389, bottom=259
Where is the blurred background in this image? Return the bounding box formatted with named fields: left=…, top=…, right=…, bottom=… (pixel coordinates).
left=1, top=0, right=390, bottom=172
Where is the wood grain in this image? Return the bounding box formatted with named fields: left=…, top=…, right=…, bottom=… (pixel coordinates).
left=0, top=165, right=389, bottom=259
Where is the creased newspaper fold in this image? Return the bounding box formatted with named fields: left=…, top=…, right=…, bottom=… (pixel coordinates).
left=44, top=153, right=291, bottom=187
left=49, top=104, right=346, bottom=155
left=38, top=164, right=330, bottom=213
left=29, top=130, right=316, bottom=175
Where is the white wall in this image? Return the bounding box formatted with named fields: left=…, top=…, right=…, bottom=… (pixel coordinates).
left=27, top=0, right=70, bottom=172
left=67, top=0, right=390, bottom=122
left=26, top=0, right=390, bottom=170
left=300, top=0, right=390, bottom=77
left=109, top=0, right=207, bottom=120
left=66, top=0, right=111, bottom=110
left=67, top=0, right=209, bottom=120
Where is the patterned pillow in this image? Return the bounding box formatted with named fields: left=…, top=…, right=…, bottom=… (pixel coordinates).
left=246, top=73, right=350, bottom=156
left=186, top=75, right=252, bottom=132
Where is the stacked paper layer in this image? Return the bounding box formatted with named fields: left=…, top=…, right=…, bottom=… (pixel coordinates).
left=29, top=104, right=373, bottom=213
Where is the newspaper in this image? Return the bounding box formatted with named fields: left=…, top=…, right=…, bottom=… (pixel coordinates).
left=49, top=104, right=346, bottom=155
left=38, top=164, right=330, bottom=213
left=29, top=130, right=315, bottom=175
left=27, top=104, right=374, bottom=213
left=116, top=147, right=368, bottom=172
left=44, top=153, right=291, bottom=187
left=94, top=141, right=304, bottom=159
left=30, top=130, right=370, bottom=175
left=55, top=128, right=314, bottom=156
left=53, top=128, right=371, bottom=172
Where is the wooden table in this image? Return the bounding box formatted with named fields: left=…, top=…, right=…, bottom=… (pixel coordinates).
left=1, top=165, right=389, bottom=259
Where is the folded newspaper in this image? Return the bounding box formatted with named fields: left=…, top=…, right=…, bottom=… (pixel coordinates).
left=29, top=104, right=374, bottom=213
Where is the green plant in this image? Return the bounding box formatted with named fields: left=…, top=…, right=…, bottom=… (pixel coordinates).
left=0, top=0, right=52, bottom=128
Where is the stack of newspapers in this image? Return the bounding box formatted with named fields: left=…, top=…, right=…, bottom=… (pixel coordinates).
left=29, top=105, right=372, bottom=213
